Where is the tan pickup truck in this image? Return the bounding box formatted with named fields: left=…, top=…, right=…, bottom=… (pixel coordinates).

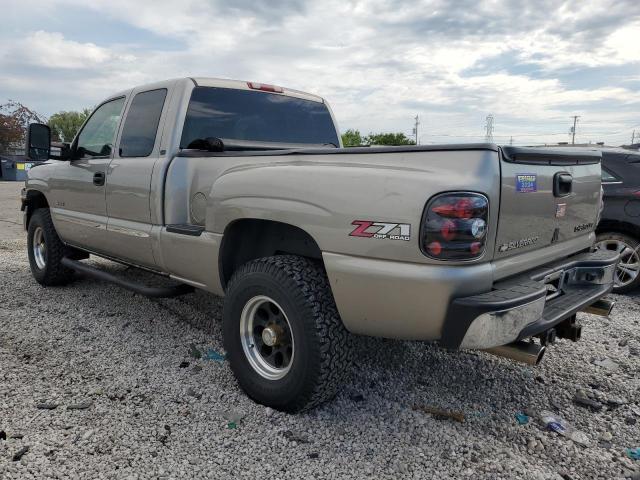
left=22, top=77, right=617, bottom=411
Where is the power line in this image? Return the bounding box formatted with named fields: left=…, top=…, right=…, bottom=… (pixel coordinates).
left=484, top=114, right=494, bottom=143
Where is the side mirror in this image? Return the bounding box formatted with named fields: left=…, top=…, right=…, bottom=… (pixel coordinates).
left=51, top=142, right=72, bottom=160
left=26, top=123, right=51, bottom=160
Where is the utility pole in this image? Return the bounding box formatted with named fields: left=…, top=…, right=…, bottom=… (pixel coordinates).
left=484, top=114, right=494, bottom=143
left=412, top=115, right=420, bottom=145
left=510, top=136, right=513, bottom=146
left=632, top=130, right=636, bottom=145
left=570, top=115, right=580, bottom=145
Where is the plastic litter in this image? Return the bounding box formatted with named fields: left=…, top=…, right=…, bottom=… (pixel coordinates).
left=12, top=446, right=29, bottom=461
left=412, top=405, right=465, bottom=423
left=204, top=349, right=225, bottom=362
left=515, top=412, right=530, bottom=425
left=593, top=358, right=619, bottom=371
left=227, top=422, right=237, bottom=430
left=539, top=410, right=590, bottom=447
left=626, top=448, right=640, bottom=460
left=188, top=344, right=202, bottom=359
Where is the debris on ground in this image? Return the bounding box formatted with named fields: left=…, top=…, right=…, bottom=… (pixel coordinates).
left=515, top=412, right=530, bottom=425
left=36, top=402, right=58, bottom=410
left=178, top=361, right=190, bottom=368
left=204, top=349, right=225, bottom=361
left=350, top=393, right=365, bottom=402
left=186, top=387, right=202, bottom=399
left=227, top=422, right=237, bottom=429
left=572, top=391, right=603, bottom=411
left=539, top=411, right=590, bottom=447
left=0, top=430, right=5, bottom=441
left=593, top=358, right=619, bottom=371
left=67, top=400, right=93, bottom=410
left=222, top=410, right=246, bottom=424
left=282, top=430, right=311, bottom=443
left=308, top=452, right=319, bottom=459
left=12, top=445, right=29, bottom=461
left=188, top=344, right=202, bottom=359
left=191, top=365, right=202, bottom=375
left=412, top=405, right=465, bottom=423
left=627, top=448, right=640, bottom=460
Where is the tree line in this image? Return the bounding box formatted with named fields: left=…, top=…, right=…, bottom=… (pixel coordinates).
left=341, top=129, right=415, bottom=147
left=0, top=100, right=90, bottom=154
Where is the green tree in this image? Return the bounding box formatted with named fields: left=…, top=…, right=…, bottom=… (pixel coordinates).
left=341, top=129, right=363, bottom=147
left=48, top=109, right=90, bottom=142
left=364, top=132, right=415, bottom=146
left=0, top=100, right=46, bottom=154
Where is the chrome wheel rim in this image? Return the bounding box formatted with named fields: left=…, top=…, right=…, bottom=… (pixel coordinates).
left=32, top=226, right=47, bottom=270
left=240, top=295, right=294, bottom=380
left=596, top=238, right=640, bottom=288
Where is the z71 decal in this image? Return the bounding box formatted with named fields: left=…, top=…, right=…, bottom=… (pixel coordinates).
left=350, top=220, right=411, bottom=241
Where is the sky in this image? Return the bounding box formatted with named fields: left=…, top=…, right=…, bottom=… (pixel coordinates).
left=1, top=0, right=639, bottom=146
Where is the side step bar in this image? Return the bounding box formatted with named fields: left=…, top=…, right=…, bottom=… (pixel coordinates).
left=61, top=258, right=194, bottom=298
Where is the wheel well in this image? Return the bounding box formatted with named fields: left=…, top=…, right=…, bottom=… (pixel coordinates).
left=24, top=190, right=49, bottom=228
left=596, top=219, right=640, bottom=241
left=219, top=219, right=323, bottom=289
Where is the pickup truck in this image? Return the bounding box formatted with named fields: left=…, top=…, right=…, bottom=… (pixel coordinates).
left=21, top=77, right=617, bottom=412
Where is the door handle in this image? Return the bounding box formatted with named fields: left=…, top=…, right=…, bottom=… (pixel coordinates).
left=93, top=172, right=105, bottom=186
left=553, top=172, right=572, bottom=197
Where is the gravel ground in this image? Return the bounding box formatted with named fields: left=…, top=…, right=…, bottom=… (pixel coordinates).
left=0, top=195, right=638, bottom=479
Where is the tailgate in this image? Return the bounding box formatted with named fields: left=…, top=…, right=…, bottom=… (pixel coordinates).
left=495, top=147, right=602, bottom=259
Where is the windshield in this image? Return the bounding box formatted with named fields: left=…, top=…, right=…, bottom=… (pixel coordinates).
left=180, top=86, right=339, bottom=148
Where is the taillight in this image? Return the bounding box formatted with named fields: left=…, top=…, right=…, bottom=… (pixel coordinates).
left=247, top=82, right=284, bottom=93
left=421, top=192, right=488, bottom=260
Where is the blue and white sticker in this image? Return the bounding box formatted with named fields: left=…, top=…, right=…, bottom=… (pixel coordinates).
left=516, top=174, right=537, bottom=193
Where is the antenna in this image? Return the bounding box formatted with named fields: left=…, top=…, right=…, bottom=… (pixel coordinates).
left=484, top=114, right=494, bottom=143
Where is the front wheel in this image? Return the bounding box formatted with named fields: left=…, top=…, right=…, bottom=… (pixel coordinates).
left=595, top=232, right=640, bottom=294
left=27, top=209, right=74, bottom=286
left=223, top=255, right=352, bottom=412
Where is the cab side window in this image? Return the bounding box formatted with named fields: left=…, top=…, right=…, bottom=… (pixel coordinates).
left=119, top=89, right=167, bottom=157
left=601, top=168, right=620, bottom=183
left=75, top=97, right=125, bottom=158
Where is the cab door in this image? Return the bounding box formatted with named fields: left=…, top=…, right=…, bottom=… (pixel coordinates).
left=103, top=87, right=169, bottom=268
left=49, top=97, right=126, bottom=252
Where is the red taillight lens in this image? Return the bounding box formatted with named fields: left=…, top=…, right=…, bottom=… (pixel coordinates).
left=421, top=193, right=488, bottom=260
left=247, top=82, right=284, bottom=93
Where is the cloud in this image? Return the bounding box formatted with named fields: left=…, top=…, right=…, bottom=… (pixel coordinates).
left=1, top=0, right=638, bottom=145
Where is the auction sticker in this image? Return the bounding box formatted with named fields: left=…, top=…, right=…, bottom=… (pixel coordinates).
left=516, top=174, right=537, bottom=193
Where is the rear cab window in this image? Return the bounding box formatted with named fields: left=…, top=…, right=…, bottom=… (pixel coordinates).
left=180, top=87, right=339, bottom=148
left=119, top=89, right=167, bottom=157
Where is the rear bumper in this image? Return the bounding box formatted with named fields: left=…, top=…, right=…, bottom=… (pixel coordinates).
left=440, top=249, right=618, bottom=349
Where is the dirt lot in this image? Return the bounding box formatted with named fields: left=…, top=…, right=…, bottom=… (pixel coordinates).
left=0, top=181, right=639, bottom=479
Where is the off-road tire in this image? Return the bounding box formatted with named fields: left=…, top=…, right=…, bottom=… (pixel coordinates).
left=27, top=209, right=74, bottom=286
left=223, top=255, right=352, bottom=412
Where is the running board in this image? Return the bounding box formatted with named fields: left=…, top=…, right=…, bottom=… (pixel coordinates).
left=61, top=258, right=195, bottom=298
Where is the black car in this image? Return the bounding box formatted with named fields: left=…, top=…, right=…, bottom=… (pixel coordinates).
left=596, top=147, right=640, bottom=293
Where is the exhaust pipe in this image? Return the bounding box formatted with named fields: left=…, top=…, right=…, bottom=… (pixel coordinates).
left=484, top=341, right=546, bottom=366
left=582, top=299, right=615, bottom=317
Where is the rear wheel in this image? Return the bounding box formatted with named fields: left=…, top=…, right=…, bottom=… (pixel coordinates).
left=595, top=232, right=640, bottom=294
left=27, top=209, right=74, bottom=286
left=223, top=255, right=351, bottom=412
